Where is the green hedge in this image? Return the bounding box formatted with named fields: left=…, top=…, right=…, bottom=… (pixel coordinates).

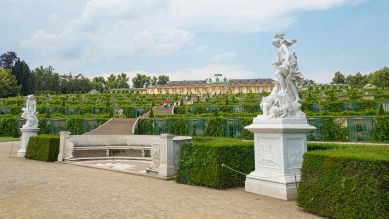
left=25, top=134, right=60, bottom=162
left=135, top=119, right=153, bottom=135
left=298, top=146, right=389, bottom=218
left=176, top=137, right=254, bottom=189
left=0, top=118, right=19, bottom=137
left=373, top=116, right=389, bottom=142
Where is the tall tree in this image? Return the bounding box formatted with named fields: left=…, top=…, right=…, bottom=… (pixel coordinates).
left=0, top=51, right=18, bottom=69
left=132, top=74, right=150, bottom=88
left=151, top=76, right=158, bottom=86
left=12, top=60, right=34, bottom=95
left=367, top=67, right=389, bottom=87
left=116, top=73, right=129, bottom=88
left=33, top=66, right=60, bottom=93
left=106, top=74, right=117, bottom=89
left=0, top=68, right=20, bottom=97
left=331, top=71, right=345, bottom=85
left=92, top=76, right=106, bottom=92
left=157, top=75, right=170, bottom=85
left=59, top=73, right=92, bottom=94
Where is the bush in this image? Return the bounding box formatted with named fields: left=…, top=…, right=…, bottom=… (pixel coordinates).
left=373, top=116, right=389, bottom=142
left=167, top=118, right=187, bottom=135
left=25, top=134, right=60, bottom=162
left=204, top=117, right=225, bottom=137
left=321, top=118, right=348, bottom=141
left=0, top=118, right=19, bottom=137
left=298, top=146, right=389, bottom=218
left=135, top=119, right=153, bottom=135
left=176, top=137, right=255, bottom=189
left=65, top=118, right=86, bottom=134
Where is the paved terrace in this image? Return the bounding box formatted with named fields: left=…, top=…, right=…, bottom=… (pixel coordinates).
left=0, top=141, right=317, bottom=219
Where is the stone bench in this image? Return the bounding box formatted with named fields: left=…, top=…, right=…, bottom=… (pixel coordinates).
left=73, top=145, right=152, bottom=159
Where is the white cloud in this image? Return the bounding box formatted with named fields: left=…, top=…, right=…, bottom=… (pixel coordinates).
left=210, top=52, right=237, bottom=62
left=19, top=0, right=360, bottom=72
left=168, top=64, right=258, bottom=81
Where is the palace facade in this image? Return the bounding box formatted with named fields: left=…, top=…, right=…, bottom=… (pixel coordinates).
left=110, top=74, right=274, bottom=95
left=144, top=74, right=274, bottom=95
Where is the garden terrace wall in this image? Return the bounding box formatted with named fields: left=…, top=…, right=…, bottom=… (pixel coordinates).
left=0, top=118, right=108, bottom=137
left=297, top=145, right=389, bottom=218
left=135, top=116, right=388, bottom=143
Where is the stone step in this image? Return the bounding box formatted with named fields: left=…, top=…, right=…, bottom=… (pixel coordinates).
left=84, top=118, right=137, bottom=135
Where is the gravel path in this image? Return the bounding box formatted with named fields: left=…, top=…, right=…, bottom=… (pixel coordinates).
left=0, top=141, right=318, bottom=219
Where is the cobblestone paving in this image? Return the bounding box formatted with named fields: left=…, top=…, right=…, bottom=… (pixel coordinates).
left=0, top=141, right=318, bottom=219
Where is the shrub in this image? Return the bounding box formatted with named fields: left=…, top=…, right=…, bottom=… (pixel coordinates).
left=204, top=117, right=225, bottom=137
left=298, top=146, right=389, bottom=218
left=176, top=137, right=255, bottom=189
left=149, top=108, right=154, bottom=118
left=135, top=119, right=153, bottom=135
left=25, top=134, right=60, bottom=162
left=372, top=116, right=389, bottom=142
left=0, top=118, right=19, bottom=137
left=320, top=118, right=348, bottom=141
left=167, top=118, right=187, bottom=135
left=65, top=118, right=86, bottom=134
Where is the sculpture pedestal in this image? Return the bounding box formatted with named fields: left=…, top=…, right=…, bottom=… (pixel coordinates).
left=244, top=117, right=315, bottom=200
left=17, top=128, right=39, bottom=158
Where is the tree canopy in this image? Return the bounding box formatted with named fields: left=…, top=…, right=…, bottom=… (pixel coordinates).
left=0, top=51, right=18, bottom=69
left=0, top=68, right=20, bottom=98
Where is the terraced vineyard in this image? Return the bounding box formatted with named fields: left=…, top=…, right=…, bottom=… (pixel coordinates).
left=1, top=86, right=388, bottom=142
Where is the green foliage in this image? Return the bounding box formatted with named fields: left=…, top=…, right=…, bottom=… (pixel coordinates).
left=320, top=118, right=349, bottom=141
left=0, top=68, right=20, bottom=97
left=167, top=118, right=187, bottom=135
left=65, top=118, right=86, bottom=134
left=0, top=118, right=19, bottom=137
left=12, top=60, right=34, bottom=95
left=149, top=108, right=154, bottom=118
left=372, top=116, right=389, bottom=142
left=25, top=134, right=60, bottom=161
left=135, top=119, right=153, bottom=135
left=204, top=117, right=225, bottom=137
left=331, top=71, right=345, bottom=85
left=132, top=73, right=150, bottom=88
left=298, top=146, right=389, bottom=218
left=378, top=103, right=384, bottom=116
left=367, top=67, right=389, bottom=87
left=176, top=137, right=255, bottom=189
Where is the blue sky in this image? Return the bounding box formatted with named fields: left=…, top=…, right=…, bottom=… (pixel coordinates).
left=0, top=0, right=387, bottom=83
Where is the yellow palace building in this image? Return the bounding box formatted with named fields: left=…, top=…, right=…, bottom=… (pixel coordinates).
left=144, top=74, right=274, bottom=95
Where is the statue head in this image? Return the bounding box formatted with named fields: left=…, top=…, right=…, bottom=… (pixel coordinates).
left=27, top=95, right=35, bottom=101
left=272, top=33, right=296, bottom=47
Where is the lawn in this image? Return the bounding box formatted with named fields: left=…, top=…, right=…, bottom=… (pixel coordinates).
left=0, top=137, right=20, bottom=142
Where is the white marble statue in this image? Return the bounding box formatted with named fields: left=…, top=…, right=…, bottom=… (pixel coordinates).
left=21, top=95, right=38, bottom=128
left=260, top=33, right=305, bottom=119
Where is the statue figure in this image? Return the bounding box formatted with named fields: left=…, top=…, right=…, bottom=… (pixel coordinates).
left=21, top=95, right=39, bottom=128
left=260, top=34, right=306, bottom=119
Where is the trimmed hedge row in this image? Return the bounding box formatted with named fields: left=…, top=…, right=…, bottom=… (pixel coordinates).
left=298, top=145, right=389, bottom=218
left=0, top=118, right=107, bottom=137
left=135, top=117, right=253, bottom=139
left=25, top=135, right=60, bottom=162
left=176, top=137, right=255, bottom=189
left=135, top=116, right=389, bottom=142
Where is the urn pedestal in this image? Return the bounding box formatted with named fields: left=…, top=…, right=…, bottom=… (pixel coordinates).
left=17, top=128, right=40, bottom=158
left=244, top=117, right=315, bottom=200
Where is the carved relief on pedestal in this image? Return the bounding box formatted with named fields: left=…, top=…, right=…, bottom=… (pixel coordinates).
left=285, top=139, right=304, bottom=169
left=150, top=144, right=160, bottom=171
left=256, top=137, right=280, bottom=169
